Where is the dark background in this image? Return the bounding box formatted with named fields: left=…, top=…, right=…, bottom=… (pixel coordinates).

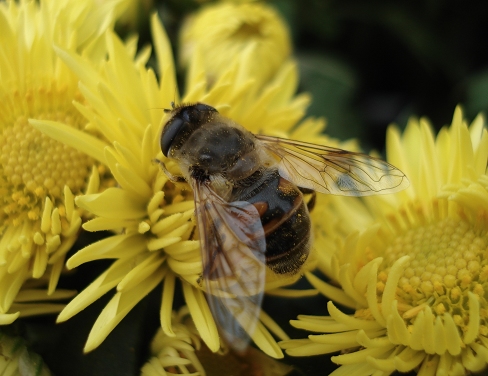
left=13, top=1, right=488, bottom=375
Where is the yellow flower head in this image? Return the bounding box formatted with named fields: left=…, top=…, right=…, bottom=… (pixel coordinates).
left=179, top=1, right=291, bottom=87
left=141, top=307, right=205, bottom=376
left=0, top=0, right=127, bottom=324
left=141, top=307, right=294, bottom=376
left=281, top=107, right=488, bottom=375
left=33, top=13, right=336, bottom=358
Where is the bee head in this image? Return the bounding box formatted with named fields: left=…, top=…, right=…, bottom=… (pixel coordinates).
left=160, top=103, right=218, bottom=157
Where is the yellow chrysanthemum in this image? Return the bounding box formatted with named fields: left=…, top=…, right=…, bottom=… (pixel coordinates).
left=179, top=1, right=291, bottom=87
left=280, top=107, right=488, bottom=375
left=0, top=0, right=128, bottom=325
left=32, top=13, right=342, bottom=359
left=141, top=307, right=205, bottom=376
left=142, top=307, right=295, bottom=376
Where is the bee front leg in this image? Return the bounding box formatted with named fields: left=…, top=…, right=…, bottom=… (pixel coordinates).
left=153, top=158, right=186, bottom=183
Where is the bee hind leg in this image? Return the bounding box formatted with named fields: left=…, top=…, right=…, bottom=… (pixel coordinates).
left=298, top=187, right=316, bottom=212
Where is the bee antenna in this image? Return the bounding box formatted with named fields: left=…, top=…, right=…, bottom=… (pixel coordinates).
left=164, top=87, right=178, bottom=113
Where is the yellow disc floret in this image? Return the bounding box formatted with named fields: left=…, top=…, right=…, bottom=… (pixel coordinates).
left=377, top=214, right=488, bottom=339
left=1, top=114, right=92, bottom=228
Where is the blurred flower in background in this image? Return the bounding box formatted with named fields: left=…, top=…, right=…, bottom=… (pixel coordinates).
left=0, top=0, right=128, bottom=326
left=179, top=1, right=291, bottom=87
left=281, top=108, right=488, bottom=375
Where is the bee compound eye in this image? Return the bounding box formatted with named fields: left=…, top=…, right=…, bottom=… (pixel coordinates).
left=194, top=103, right=217, bottom=113
left=161, top=117, right=184, bottom=157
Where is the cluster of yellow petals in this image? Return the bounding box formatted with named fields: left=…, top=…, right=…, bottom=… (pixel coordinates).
left=141, top=307, right=205, bottom=376
left=0, top=0, right=130, bottom=323
left=141, top=307, right=295, bottom=376
left=32, top=0, right=368, bottom=360
left=282, top=108, right=488, bottom=375
left=32, top=11, right=323, bottom=357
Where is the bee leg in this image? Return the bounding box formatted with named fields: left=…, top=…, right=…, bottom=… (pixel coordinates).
left=153, top=158, right=186, bottom=183
left=298, top=187, right=316, bottom=212
left=196, top=274, right=203, bottom=287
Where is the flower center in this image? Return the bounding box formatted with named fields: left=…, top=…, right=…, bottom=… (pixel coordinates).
left=0, top=113, right=93, bottom=227
left=378, top=215, right=488, bottom=334
left=232, top=20, right=263, bottom=40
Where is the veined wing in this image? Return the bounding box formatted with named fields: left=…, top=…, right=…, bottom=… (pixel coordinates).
left=192, top=179, right=266, bottom=352
left=256, top=135, right=409, bottom=196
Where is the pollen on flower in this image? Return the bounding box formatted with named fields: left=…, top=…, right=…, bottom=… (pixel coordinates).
left=481, top=325, right=488, bottom=336
left=450, top=286, right=461, bottom=300
left=376, top=281, right=385, bottom=293
left=435, top=303, right=446, bottom=314
left=481, top=265, right=488, bottom=281
left=453, top=315, right=464, bottom=326
left=369, top=205, right=488, bottom=351
left=0, top=115, right=93, bottom=228
left=0, top=79, right=99, bottom=301
left=433, top=280, right=444, bottom=294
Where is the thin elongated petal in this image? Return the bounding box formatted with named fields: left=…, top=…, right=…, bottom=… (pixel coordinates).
left=84, top=266, right=165, bottom=352
left=183, top=282, right=220, bottom=353
left=76, top=189, right=146, bottom=219
left=29, top=120, right=108, bottom=163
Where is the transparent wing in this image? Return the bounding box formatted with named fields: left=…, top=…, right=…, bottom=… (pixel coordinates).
left=192, top=179, right=266, bottom=352
left=256, top=135, right=409, bottom=196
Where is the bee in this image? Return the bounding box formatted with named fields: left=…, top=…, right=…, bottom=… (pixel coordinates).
left=159, top=102, right=409, bottom=352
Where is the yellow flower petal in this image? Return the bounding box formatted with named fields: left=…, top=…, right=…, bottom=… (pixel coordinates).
left=75, top=189, right=146, bottom=219
left=250, top=321, right=284, bottom=359
left=67, top=233, right=147, bottom=269
left=29, top=119, right=107, bottom=164
left=0, top=0, right=127, bottom=322
left=182, top=282, right=220, bottom=353
left=84, top=265, right=164, bottom=352
left=57, top=259, right=134, bottom=322
left=160, top=272, right=176, bottom=337
left=0, top=312, right=20, bottom=325
left=142, top=307, right=206, bottom=376
left=284, top=108, right=488, bottom=375
left=305, top=272, right=356, bottom=308
left=116, top=252, right=166, bottom=292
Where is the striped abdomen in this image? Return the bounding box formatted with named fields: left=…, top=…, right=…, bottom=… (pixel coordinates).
left=231, top=168, right=311, bottom=274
